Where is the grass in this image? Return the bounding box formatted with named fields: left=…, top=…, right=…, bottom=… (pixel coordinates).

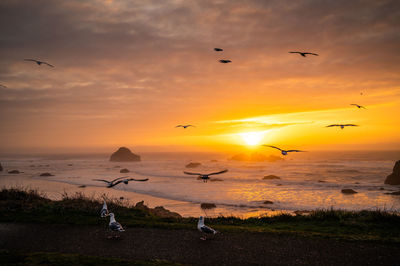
left=1, top=188, right=400, bottom=243
left=0, top=250, right=181, bottom=265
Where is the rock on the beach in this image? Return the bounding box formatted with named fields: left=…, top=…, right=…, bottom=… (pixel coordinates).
left=263, top=200, right=274, bottom=204
left=109, top=147, right=141, bottom=162
left=384, top=160, right=400, bottom=185
left=135, top=201, right=182, bottom=218
left=185, top=162, right=201, bottom=168
left=40, top=173, right=54, bottom=177
left=341, top=189, right=358, bottom=194
left=0, top=162, right=2, bottom=171
left=120, top=168, right=130, bottom=173
left=200, top=203, right=217, bottom=209
left=8, top=170, right=21, bottom=174
left=263, top=175, right=281, bottom=180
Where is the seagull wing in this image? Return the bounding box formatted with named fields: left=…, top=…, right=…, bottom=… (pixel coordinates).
left=344, top=124, right=359, bottom=127
left=208, top=169, right=228, bottom=176
left=286, top=150, right=306, bottom=153
left=109, top=180, right=125, bottom=187
left=110, top=176, right=129, bottom=183
left=24, top=59, right=39, bottom=63
left=289, top=52, right=301, bottom=54
left=126, top=178, right=149, bottom=182
left=326, top=124, right=339, bottom=127
left=304, top=53, right=318, bottom=56
left=183, top=171, right=202, bottom=176
left=263, top=145, right=282, bottom=151
left=175, top=125, right=183, bottom=128
left=43, top=62, right=54, bottom=67
left=92, top=179, right=111, bottom=184
left=201, top=225, right=216, bottom=234
left=110, top=222, right=124, bottom=232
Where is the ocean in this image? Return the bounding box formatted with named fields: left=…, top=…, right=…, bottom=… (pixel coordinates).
left=1, top=150, right=399, bottom=217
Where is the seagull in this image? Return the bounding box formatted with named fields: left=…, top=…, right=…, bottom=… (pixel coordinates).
left=100, top=200, right=108, bottom=218
left=24, top=59, right=54, bottom=67
left=289, top=51, right=318, bottom=57
left=214, top=48, right=223, bottom=51
left=198, top=216, right=218, bottom=240
left=107, top=213, right=125, bottom=238
left=350, top=104, right=366, bottom=109
left=175, top=125, right=195, bottom=129
left=183, top=169, right=228, bottom=183
left=263, top=145, right=306, bottom=156
left=326, top=124, right=359, bottom=129
left=219, top=59, right=231, bottom=63
left=93, top=176, right=149, bottom=188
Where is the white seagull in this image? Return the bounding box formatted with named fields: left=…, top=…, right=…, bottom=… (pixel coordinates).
left=109, top=213, right=125, bottom=232
left=184, top=169, right=228, bottom=183
left=175, top=125, right=195, bottom=129
left=24, top=59, right=54, bottom=67
left=198, top=216, right=218, bottom=240
left=326, top=124, right=359, bottom=129
left=263, top=145, right=306, bottom=156
left=219, top=59, right=231, bottom=63
left=350, top=104, right=366, bottom=109
left=289, top=51, right=318, bottom=57
left=100, top=200, right=108, bottom=218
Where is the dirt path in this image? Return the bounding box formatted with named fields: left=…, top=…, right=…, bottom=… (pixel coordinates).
left=0, top=223, right=399, bottom=265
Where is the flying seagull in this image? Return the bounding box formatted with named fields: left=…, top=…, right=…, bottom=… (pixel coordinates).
left=24, top=59, right=54, bottom=67
left=184, top=169, right=228, bottom=183
left=198, top=216, right=218, bottom=240
left=176, top=125, right=195, bottom=129
left=219, top=59, right=231, bottom=63
left=289, top=51, right=318, bottom=57
left=263, top=145, right=306, bottom=156
left=350, top=104, right=366, bottom=109
left=214, top=48, right=223, bottom=51
left=93, top=177, right=149, bottom=188
left=326, top=124, right=359, bottom=129
left=100, top=200, right=108, bottom=218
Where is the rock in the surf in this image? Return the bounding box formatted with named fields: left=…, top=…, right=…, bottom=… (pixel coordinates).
left=110, top=147, right=141, bottom=162
left=40, top=173, right=54, bottom=177
left=263, top=175, right=281, bottom=180
left=120, top=168, right=130, bottom=173
left=341, top=189, right=358, bottom=194
left=384, top=160, right=400, bottom=185
left=185, top=162, right=201, bottom=168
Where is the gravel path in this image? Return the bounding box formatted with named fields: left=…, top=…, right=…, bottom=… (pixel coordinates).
left=1, top=223, right=399, bottom=265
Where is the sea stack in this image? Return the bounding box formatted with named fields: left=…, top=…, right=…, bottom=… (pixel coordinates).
left=109, top=147, right=141, bottom=162
left=384, top=160, right=400, bottom=185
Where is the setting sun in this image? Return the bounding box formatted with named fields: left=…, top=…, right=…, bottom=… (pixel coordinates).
left=240, top=132, right=265, bottom=146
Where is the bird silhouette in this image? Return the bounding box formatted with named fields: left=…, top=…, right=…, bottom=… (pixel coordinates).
left=289, top=51, right=318, bottom=57
left=183, top=169, right=228, bottom=183
left=214, top=48, right=223, bottom=51
left=263, top=145, right=306, bottom=156
left=326, top=124, right=359, bottom=129
left=219, top=59, right=231, bottom=63
left=24, top=59, right=54, bottom=67
left=351, top=104, right=366, bottom=109
left=176, top=125, right=195, bottom=129
left=93, top=176, right=149, bottom=188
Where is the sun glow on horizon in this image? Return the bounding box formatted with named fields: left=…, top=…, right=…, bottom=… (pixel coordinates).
left=240, top=132, right=265, bottom=146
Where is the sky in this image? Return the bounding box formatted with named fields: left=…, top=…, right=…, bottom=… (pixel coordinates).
left=0, top=0, right=399, bottom=154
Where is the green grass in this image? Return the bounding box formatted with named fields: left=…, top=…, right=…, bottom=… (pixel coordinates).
left=0, top=250, right=181, bottom=265
left=1, top=188, right=400, bottom=243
